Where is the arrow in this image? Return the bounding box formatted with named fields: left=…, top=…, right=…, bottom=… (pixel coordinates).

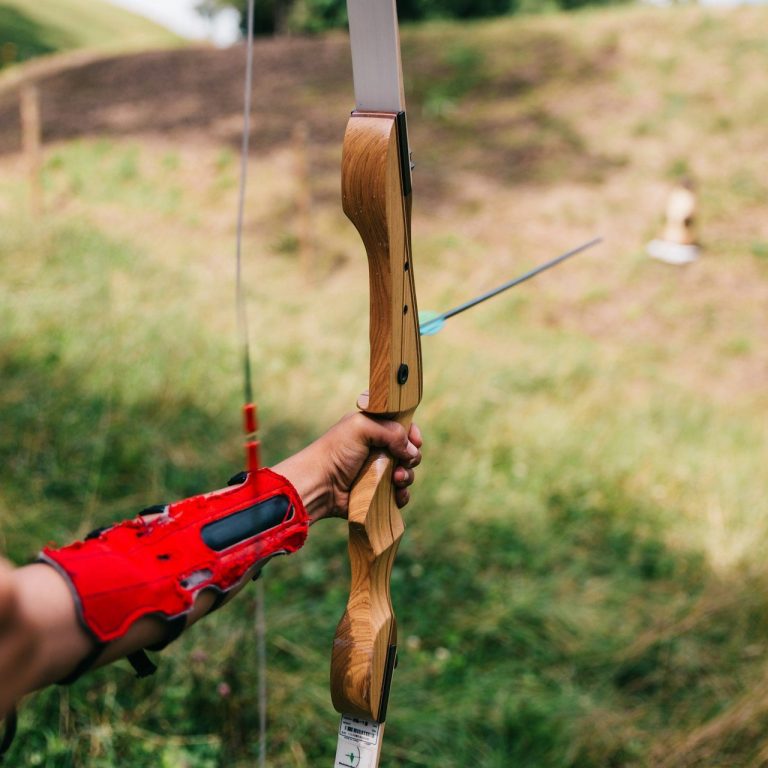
left=418, top=236, right=602, bottom=336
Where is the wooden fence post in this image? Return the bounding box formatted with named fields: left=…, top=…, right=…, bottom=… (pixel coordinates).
left=20, top=82, right=43, bottom=215
left=293, top=122, right=313, bottom=276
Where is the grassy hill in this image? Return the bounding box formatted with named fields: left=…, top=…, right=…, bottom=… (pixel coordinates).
left=0, top=0, right=180, bottom=68
left=1, top=4, right=768, bottom=766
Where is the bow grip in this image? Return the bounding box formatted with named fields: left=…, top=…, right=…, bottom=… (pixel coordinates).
left=330, top=443, right=406, bottom=722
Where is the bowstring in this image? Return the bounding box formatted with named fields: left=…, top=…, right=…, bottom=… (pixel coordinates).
left=235, top=0, right=267, bottom=765
left=236, top=0, right=255, bottom=409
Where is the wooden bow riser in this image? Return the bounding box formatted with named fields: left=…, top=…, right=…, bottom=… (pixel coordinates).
left=330, top=450, right=404, bottom=721
left=330, top=112, right=423, bottom=724
left=341, top=113, right=421, bottom=417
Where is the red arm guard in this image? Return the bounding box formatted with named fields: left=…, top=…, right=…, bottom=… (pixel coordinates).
left=40, top=468, right=308, bottom=645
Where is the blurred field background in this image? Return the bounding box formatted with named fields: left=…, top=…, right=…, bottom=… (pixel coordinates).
left=1, top=0, right=768, bottom=765
left=0, top=0, right=180, bottom=65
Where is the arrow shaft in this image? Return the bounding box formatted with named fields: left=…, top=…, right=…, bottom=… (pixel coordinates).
left=434, top=236, right=602, bottom=328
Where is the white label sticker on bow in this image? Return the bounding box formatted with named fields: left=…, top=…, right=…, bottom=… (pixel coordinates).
left=334, top=715, right=381, bottom=768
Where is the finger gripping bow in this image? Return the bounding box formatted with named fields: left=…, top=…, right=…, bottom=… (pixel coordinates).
left=40, top=469, right=307, bottom=648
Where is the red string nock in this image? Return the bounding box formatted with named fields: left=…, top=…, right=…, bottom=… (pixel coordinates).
left=243, top=401, right=261, bottom=473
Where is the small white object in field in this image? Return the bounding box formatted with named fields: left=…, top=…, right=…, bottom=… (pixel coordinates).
left=647, top=239, right=699, bottom=265
left=647, top=181, right=699, bottom=265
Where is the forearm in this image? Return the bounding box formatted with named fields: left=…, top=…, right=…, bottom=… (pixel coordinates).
left=10, top=564, right=216, bottom=696
left=272, top=452, right=334, bottom=524
left=10, top=564, right=88, bottom=693
left=1, top=413, right=420, bottom=718
left=2, top=461, right=312, bottom=712
left=9, top=464, right=307, bottom=704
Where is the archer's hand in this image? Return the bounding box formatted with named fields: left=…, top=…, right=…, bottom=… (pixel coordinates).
left=272, top=411, right=422, bottom=524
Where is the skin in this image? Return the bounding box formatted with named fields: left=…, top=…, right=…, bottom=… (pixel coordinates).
left=0, top=412, right=423, bottom=721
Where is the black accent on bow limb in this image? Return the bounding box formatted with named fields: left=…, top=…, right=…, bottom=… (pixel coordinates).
left=377, top=643, right=398, bottom=723
left=395, top=111, right=412, bottom=197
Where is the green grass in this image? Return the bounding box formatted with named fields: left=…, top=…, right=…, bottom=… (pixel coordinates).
left=2, top=4, right=768, bottom=766
left=0, top=0, right=180, bottom=67
left=2, top=210, right=767, bottom=767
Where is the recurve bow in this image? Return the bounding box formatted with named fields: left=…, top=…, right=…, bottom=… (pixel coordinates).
left=330, top=1, right=421, bottom=766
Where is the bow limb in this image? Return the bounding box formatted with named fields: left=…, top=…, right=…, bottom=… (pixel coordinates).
left=330, top=108, right=422, bottom=766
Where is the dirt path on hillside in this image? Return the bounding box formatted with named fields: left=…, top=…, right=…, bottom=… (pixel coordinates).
left=0, top=37, right=352, bottom=156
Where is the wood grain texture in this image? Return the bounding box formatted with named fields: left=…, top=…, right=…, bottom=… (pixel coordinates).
left=330, top=112, right=422, bottom=723
left=340, top=113, right=421, bottom=416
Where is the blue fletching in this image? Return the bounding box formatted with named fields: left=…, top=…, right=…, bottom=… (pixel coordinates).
left=418, top=310, right=445, bottom=336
